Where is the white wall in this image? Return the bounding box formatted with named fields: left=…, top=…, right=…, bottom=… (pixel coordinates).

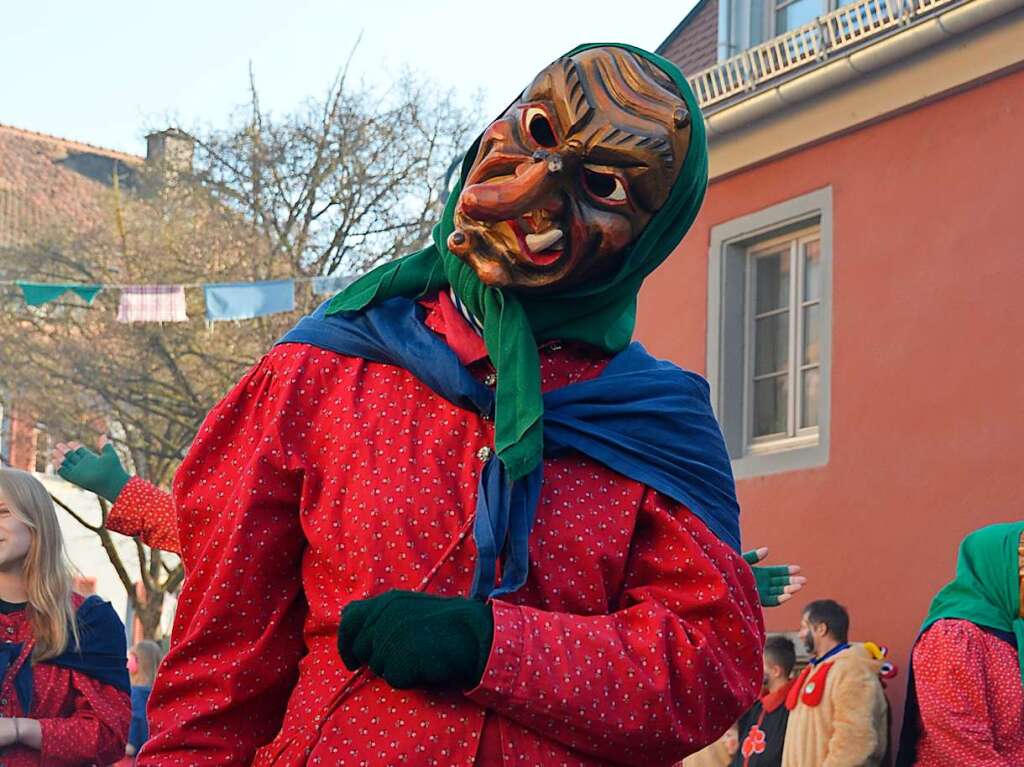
left=37, top=474, right=178, bottom=636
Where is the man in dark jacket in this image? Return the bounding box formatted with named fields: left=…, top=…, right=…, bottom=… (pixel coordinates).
left=733, top=635, right=797, bottom=766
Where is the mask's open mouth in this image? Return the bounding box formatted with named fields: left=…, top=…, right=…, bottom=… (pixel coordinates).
left=506, top=218, right=566, bottom=269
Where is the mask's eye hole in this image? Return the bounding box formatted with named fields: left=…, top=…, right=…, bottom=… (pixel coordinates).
left=582, top=167, right=627, bottom=203
left=524, top=107, right=557, bottom=147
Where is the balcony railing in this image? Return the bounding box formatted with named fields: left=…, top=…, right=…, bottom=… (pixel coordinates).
left=689, top=0, right=962, bottom=108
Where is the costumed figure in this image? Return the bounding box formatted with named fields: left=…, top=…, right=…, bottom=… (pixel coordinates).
left=53, top=447, right=805, bottom=612
left=895, top=522, right=1024, bottom=766
left=0, top=468, right=131, bottom=766
left=782, top=601, right=889, bottom=767
left=54, top=43, right=781, bottom=766
left=731, top=635, right=797, bottom=767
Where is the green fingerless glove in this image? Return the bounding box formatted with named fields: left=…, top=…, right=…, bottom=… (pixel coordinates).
left=743, top=549, right=792, bottom=608
left=57, top=443, right=132, bottom=503
left=338, top=590, right=494, bottom=690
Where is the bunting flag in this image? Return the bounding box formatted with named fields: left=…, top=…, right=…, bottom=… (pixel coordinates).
left=117, top=285, right=188, bottom=323
left=203, top=279, right=295, bottom=321
left=16, top=281, right=102, bottom=307
left=312, top=274, right=355, bottom=295
left=4, top=273, right=347, bottom=323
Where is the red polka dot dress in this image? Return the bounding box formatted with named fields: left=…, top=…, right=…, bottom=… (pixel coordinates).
left=136, top=292, right=764, bottom=767
left=0, top=595, right=131, bottom=766
left=912, top=619, right=1024, bottom=765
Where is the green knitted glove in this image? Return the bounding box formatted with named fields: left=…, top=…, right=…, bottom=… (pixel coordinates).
left=57, top=443, right=131, bottom=504
left=338, top=590, right=494, bottom=690
left=743, top=548, right=804, bottom=607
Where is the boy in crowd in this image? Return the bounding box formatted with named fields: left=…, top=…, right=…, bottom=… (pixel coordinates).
left=733, top=635, right=797, bottom=767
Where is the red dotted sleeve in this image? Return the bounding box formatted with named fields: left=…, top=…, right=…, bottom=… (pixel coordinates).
left=913, top=620, right=1008, bottom=766
left=38, top=673, right=131, bottom=767
left=466, top=489, right=764, bottom=766
left=106, top=476, right=180, bottom=554
left=137, top=351, right=309, bottom=766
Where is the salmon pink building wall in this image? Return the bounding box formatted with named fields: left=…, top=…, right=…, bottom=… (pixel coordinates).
left=636, top=68, right=1024, bottom=734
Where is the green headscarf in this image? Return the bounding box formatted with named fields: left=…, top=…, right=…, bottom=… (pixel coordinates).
left=920, top=521, right=1024, bottom=683
left=327, top=42, right=709, bottom=480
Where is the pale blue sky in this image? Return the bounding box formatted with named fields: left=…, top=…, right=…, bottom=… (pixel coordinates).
left=0, top=0, right=695, bottom=155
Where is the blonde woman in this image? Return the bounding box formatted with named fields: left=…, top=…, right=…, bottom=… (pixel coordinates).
left=0, top=468, right=130, bottom=765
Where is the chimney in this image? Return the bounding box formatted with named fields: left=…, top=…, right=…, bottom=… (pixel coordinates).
left=145, top=128, right=194, bottom=174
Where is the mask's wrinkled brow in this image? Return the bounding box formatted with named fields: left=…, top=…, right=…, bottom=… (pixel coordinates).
left=587, top=55, right=676, bottom=170
left=560, top=58, right=592, bottom=133
left=522, top=53, right=681, bottom=174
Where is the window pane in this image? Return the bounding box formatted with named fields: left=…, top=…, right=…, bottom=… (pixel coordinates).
left=802, top=304, right=820, bottom=365
left=750, top=0, right=767, bottom=45
left=754, top=376, right=789, bottom=438
left=755, top=250, right=790, bottom=313
left=775, top=0, right=822, bottom=32
left=801, top=368, right=820, bottom=428
left=803, top=240, right=821, bottom=302
left=755, top=313, right=790, bottom=375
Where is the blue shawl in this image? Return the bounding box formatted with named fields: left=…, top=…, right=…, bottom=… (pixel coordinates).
left=0, top=595, right=130, bottom=714
left=278, top=297, right=741, bottom=599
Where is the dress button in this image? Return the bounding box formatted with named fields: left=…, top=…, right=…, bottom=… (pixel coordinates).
left=0, top=697, right=7, bottom=706
left=476, top=446, right=493, bottom=462
left=549, top=343, right=563, bottom=352
left=4, top=627, right=12, bottom=635
left=483, top=373, right=497, bottom=387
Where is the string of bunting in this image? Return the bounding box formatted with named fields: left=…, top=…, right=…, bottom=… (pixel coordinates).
left=0, top=274, right=355, bottom=323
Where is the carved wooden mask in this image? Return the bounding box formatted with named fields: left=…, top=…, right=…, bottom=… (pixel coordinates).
left=449, top=47, right=692, bottom=292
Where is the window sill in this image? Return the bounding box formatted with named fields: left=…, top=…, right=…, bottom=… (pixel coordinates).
left=747, top=431, right=820, bottom=455
left=732, top=432, right=828, bottom=479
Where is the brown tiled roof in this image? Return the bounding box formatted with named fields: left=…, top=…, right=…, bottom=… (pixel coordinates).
left=657, top=0, right=720, bottom=77
left=0, top=123, right=142, bottom=248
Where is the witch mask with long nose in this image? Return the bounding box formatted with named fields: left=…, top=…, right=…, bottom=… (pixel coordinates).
left=448, top=46, right=693, bottom=293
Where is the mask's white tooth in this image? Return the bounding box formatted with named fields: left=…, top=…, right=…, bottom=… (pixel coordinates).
left=525, top=229, right=564, bottom=252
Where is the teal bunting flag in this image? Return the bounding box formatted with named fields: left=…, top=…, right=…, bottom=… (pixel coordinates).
left=16, top=281, right=102, bottom=307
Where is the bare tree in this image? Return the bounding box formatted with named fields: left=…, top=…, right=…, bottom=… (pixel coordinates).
left=191, top=62, right=477, bottom=281
left=0, top=67, right=476, bottom=639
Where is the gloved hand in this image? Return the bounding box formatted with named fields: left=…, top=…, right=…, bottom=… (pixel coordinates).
left=743, top=547, right=806, bottom=607
left=56, top=442, right=131, bottom=504
left=338, top=590, right=494, bottom=690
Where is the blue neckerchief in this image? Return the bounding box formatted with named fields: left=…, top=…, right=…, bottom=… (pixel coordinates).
left=0, top=596, right=129, bottom=714
left=278, top=297, right=741, bottom=600
left=810, top=642, right=851, bottom=666
left=980, top=625, right=1018, bottom=647
left=0, top=642, right=32, bottom=714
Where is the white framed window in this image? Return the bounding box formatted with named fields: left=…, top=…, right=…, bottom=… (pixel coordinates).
left=745, top=228, right=822, bottom=451
left=726, top=0, right=865, bottom=51
left=772, top=0, right=825, bottom=36
left=707, top=187, right=832, bottom=478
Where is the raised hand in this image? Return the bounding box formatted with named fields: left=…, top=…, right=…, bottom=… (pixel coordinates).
left=743, top=547, right=806, bottom=607
left=53, top=440, right=131, bottom=504
left=338, top=590, right=493, bottom=690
